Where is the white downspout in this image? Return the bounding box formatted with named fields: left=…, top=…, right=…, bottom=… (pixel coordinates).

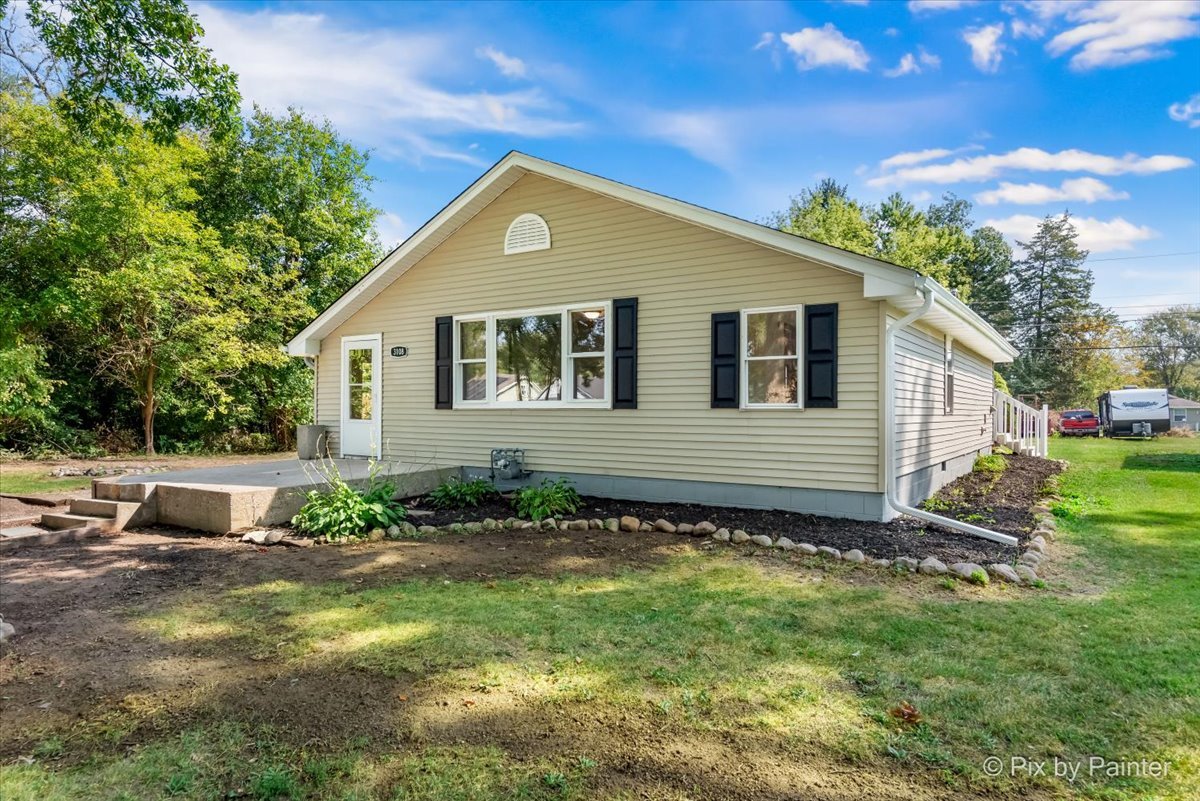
left=884, top=287, right=1019, bottom=547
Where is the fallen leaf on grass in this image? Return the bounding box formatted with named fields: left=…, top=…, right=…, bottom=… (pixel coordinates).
left=461, top=698, right=476, bottom=708
left=889, top=701, right=923, bottom=727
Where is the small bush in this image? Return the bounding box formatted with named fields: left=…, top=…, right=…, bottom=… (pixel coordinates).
left=973, top=454, right=1007, bottom=475
left=968, top=568, right=989, bottom=586
left=426, top=477, right=497, bottom=509
left=512, top=478, right=581, bottom=521
left=291, top=462, right=406, bottom=541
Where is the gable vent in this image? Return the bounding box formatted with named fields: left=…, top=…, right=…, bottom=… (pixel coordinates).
left=504, top=213, right=551, bottom=255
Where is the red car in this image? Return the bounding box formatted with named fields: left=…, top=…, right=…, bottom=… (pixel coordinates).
left=1059, top=409, right=1100, bottom=436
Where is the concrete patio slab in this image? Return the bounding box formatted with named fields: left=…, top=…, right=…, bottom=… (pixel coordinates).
left=94, top=459, right=458, bottom=535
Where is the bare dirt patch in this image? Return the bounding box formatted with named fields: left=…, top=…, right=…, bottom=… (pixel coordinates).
left=1, top=530, right=999, bottom=800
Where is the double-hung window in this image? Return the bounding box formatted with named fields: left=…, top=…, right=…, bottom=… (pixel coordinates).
left=742, top=306, right=802, bottom=408
left=453, top=302, right=610, bottom=407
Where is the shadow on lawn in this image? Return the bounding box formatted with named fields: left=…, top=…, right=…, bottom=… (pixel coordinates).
left=1121, top=453, right=1200, bottom=473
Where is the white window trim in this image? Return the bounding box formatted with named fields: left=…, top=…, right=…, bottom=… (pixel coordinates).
left=339, top=333, right=382, bottom=458
left=740, top=305, right=804, bottom=410
left=452, top=301, right=612, bottom=409
left=1173, top=409, right=1187, bottom=422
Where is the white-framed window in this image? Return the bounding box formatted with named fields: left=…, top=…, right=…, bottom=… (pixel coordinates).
left=1174, top=409, right=1187, bottom=423
left=453, top=301, right=610, bottom=408
left=741, top=305, right=803, bottom=408
left=945, top=335, right=955, bottom=415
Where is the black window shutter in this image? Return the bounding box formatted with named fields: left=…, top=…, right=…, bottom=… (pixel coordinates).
left=711, top=312, right=740, bottom=408
left=434, top=316, right=453, bottom=409
left=804, top=304, right=838, bottom=408
left=612, top=297, right=638, bottom=409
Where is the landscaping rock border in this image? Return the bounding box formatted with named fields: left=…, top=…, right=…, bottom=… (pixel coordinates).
left=255, top=463, right=1067, bottom=586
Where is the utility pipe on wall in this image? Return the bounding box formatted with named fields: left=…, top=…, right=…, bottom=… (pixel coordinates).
left=884, top=286, right=1019, bottom=547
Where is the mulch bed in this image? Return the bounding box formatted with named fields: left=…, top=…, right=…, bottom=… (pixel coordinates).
left=406, top=453, right=1062, bottom=565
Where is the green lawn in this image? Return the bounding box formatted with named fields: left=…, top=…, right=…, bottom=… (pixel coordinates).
left=0, top=466, right=93, bottom=495
left=1, top=438, right=1197, bottom=799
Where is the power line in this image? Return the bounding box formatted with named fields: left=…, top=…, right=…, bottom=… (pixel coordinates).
left=1085, top=251, right=1200, bottom=263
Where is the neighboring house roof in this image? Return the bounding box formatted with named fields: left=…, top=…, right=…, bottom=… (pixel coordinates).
left=1169, top=394, right=1200, bottom=408
left=287, top=152, right=1018, bottom=363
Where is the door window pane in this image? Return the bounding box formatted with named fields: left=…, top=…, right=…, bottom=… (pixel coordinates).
left=349, top=386, right=373, bottom=420
left=747, top=359, right=797, bottom=405
left=496, top=314, right=562, bottom=402
left=459, top=320, right=486, bottom=360
left=570, top=309, right=605, bottom=353
left=348, top=348, right=372, bottom=383
left=746, top=311, right=797, bottom=357
left=572, top=357, right=605, bottom=400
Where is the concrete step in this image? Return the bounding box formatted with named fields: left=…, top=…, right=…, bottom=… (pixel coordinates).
left=70, top=498, right=142, bottom=527
left=40, top=512, right=116, bottom=532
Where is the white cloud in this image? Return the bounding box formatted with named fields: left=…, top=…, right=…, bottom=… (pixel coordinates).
left=963, top=24, right=1006, bottom=72
left=1046, top=0, right=1200, bottom=70
left=918, top=46, right=942, bottom=68
left=641, top=109, right=741, bottom=170
left=375, top=212, right=408, bottom=250
left=884, top=53, right=920, bottom=77
left=884, top=46, right=941, bottom=77
left=985, top=213, right=1157, bottom=253
left=779, top=24, right=870, bottom=71
left=870, top=147, right=1195, bottom=186
left=911, top=190, right=934, bottom=203
left=1010, top=18, right=1045, bottom=39
left=475, top=45, right=527, bottom=78
left=909, top=0, right=974, bottom=11
left=880, top=147, right=955, bottom=169
left=192, top=4, right=580, bottom=166
left=1168, top=93, right=1200, bottom=127
left=974, top=177, right=1130, bottom=205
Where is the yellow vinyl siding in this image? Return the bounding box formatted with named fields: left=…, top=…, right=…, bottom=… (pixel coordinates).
left=892, top=314, right=994, bottom=476
left=318, top=173, right=881, bottom=492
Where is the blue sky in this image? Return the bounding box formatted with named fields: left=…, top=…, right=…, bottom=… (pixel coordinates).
left=193, top=0, right=1200, bottom=317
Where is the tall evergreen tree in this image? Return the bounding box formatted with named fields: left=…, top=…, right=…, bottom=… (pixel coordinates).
left=964, top=226, right=1016, bottom=335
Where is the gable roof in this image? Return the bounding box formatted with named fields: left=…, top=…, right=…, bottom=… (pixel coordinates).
left=287, top=151, right=1018, bottom=362
left=1169, top=394, right=1200, bottom=408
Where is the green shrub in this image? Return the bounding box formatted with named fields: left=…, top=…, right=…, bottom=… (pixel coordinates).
left=291, top=462, right=406, bottom=541
left=512, top=478, right=581, bottom=521
left=973, top=454, right=1007, bottom=475
left=426, top=477, right=497, bottom=509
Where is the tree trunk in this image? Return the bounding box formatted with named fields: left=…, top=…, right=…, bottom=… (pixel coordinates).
left=142, top=367, right=157, bottom=456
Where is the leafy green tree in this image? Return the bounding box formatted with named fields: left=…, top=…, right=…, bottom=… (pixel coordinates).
left=768, top=179, right=875, bottom=256
left=193, top=107, right=380, bottom=445
left=0, top=92, right=282, bottom=453
left=1134, top=306, right=1200, bottom=392
left=1, top=0, right=240, bottom=141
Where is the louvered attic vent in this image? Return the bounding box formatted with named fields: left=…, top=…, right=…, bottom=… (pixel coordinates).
left=504, top=213, right=551, bottom=255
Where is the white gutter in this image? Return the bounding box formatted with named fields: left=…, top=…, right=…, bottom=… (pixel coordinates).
left=884, top=289, right=1019, bottom=547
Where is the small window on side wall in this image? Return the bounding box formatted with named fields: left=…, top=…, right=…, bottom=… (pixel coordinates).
left=944, top=335, right=955, bottom=415
left=743, top=306, right=802, bottom=408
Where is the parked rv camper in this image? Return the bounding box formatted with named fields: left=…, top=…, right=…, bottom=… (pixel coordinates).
left=1097, top=387, right=1170, bottom=437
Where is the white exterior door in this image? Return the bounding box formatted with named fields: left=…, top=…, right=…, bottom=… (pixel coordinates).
left=340, top=334, right=382, bottom=457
